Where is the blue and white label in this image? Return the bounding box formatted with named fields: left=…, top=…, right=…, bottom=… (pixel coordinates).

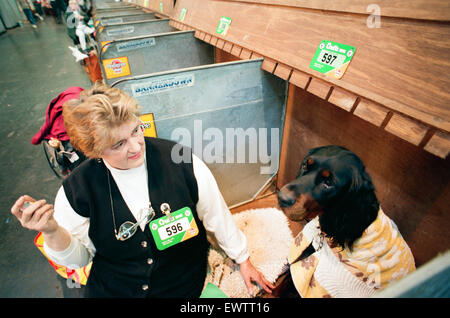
left=117, top=38, right=155, bottom=52
left=106, top=26, right=135, bottom=36
left=131, top=74, right=195, bottom=97
left=102, top=17, right=124, bottom=25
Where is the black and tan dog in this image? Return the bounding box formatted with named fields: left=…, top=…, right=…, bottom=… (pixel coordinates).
left=277, top=145, right=415, bottom=298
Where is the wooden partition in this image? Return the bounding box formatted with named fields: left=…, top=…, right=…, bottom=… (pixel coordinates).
left=168, top=0, right=450, bottom=267
left=224, top=0, right=450, bottom=21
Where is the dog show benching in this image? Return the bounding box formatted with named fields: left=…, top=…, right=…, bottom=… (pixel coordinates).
left=96, top=19, right=176, bottom=45
left=93, top=3, right=153, bottom=31
left=112, top=59, right=287, bottom=208
left=100, top=30, right=214, bottom=86
left=89, top=0, right=449, bottom=298
left=99, top=13, right=157, bottom=26
left=95, top=5, right=138, bottom=12
left=165, top=0, right=450, bottom=297
left=94, top=8, right=145, bottom=19
left=93, top=1, right=137, bottom=11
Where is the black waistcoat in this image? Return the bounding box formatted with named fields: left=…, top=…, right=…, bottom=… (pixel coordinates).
left=62, top=137, right=209, bottom=297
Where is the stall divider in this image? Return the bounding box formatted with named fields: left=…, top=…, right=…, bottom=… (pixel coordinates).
left=112, top=59, right=287, bottom=208
left=99, top=30, right=215, bottom=85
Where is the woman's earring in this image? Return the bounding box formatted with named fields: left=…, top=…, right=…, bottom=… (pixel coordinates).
left=97, top=158, right=102, bottom=163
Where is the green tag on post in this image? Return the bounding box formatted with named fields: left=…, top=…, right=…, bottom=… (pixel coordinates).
left=310, top=40, right=355, bottom=79
left=216, top=16, right=232, bottom=36
left=179, top=8, right=187, bottom=22
left=150, top=207, right=199, bottom=250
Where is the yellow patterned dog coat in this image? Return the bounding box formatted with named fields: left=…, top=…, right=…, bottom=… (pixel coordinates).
left=289, top=209, right=415, bottom=298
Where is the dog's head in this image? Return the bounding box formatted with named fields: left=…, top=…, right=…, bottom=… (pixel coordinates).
left=278, top=145, right=379, bottom=250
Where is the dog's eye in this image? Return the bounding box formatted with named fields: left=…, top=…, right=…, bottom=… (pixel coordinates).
left=302, top=158, right=314, bottom=171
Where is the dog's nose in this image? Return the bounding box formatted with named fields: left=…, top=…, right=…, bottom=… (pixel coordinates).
left=277, top=189, right=296, bottom=208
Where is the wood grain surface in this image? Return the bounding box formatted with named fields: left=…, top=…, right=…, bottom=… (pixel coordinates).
left=173, top=0, right=450, bottom=134
left=222, top=0, right=450, bottom=21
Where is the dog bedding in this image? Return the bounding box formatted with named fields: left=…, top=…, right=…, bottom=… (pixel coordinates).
left=204, top=208, right=293, bottom=297
left=289, top=208, right=416, bottom=298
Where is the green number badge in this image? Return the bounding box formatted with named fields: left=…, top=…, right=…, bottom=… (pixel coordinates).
left=179, top=8, right=187, bottom=22
left=216, top=16, right=232, bottom=36
left=310, top=40, right=355, bottom=79
left=150, top=207, right=199, bottom=250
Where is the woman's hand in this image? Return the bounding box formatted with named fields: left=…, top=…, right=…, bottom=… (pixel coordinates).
left=11, top=195, right=59, bottom=235
left=11, top=195, right=71, bottom=252
left=239, top=258, right=275, bottom=295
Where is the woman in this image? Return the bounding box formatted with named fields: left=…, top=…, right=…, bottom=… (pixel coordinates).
left=11, top=82, right=274, bottom=297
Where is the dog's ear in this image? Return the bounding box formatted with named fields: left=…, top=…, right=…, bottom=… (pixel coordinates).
left=349, top=166, right=373, bottom=193
left=343, top=166, right=380, bottom=249
left=320, top=165, right=379, bottom=251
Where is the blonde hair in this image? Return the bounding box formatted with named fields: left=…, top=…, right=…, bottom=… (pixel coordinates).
left=63, top=81, right=141, bottom=158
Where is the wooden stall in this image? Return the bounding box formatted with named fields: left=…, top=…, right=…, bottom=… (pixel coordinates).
left=162, top=0, right=450, bottom=271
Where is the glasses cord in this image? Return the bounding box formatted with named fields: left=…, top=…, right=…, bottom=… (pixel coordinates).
left=106, top=168, right=119, bottom=238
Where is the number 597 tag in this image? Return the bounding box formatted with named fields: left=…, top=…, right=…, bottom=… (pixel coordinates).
left=149, top=207, right=199, bottom=250
left=309, top=40, right=355, bottom=79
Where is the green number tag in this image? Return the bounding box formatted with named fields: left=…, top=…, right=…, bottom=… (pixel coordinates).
left=150, top=207, right=199, bottom=250
left=216, top=16, right=232, bottom=36
left=179, top=8, right=187, bottom=22
left=310, top=40, right=355, bottom=79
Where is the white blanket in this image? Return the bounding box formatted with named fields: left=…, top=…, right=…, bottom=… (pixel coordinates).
left=204, top=208, right=293, bottom=297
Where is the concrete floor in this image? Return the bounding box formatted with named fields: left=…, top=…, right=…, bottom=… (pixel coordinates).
left=0, top=16, right=91, bottom=297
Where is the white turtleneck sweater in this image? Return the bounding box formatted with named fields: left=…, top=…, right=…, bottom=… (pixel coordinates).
left=43, top=154, right=249, bottom=269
